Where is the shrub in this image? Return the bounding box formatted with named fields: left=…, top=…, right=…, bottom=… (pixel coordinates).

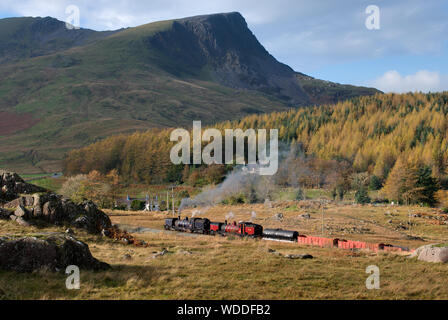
left=369, top=175, right=383, bottom=190
left=331, top=189, right=337, bottom=200
left=178, top=190, right=190, bottom=199
left=222, top=194, right=246, bottom=205
left=59, top=174, right=88, bottom=202
left=295, top=188, right=304, bottom=201
left=355, top=187, right=371, bottom=204
left=131, top=200, right=145, bottom=211
left=114, top=204, right=128, bottom=211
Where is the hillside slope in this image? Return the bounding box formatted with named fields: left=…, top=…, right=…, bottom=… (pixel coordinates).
left=0, top=12, right=380, bottom=173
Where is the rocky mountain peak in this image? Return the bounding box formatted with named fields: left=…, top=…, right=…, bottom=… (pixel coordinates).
left=147, top=12, right=308, bottom=104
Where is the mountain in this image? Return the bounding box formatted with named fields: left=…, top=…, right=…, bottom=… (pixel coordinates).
left=0, top=12, right=380, bottom=173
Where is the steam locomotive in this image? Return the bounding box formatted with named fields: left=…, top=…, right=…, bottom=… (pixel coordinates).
left=164, top=216, right=298, bottom=241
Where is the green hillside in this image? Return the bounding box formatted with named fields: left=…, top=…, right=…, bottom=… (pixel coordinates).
left=0, top=13, right=379, bottom=173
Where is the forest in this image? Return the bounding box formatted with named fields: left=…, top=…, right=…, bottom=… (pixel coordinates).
left=63, top=92, right=448, bottom=206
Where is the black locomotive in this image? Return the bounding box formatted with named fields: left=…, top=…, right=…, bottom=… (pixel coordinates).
left=165, top=217, right=211, bottom=234
left=164, top=217, right=178, bottom=230
left=165, top=216, right=271, bottom=239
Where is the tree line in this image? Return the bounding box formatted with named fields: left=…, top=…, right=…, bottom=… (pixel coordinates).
left=63, top=92, right=448, bottom=206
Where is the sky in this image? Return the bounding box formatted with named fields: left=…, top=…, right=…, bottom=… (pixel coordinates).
left=0, top=0, right=447, bottom=93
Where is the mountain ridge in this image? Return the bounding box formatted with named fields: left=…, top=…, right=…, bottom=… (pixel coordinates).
left=0, top=16, right=119, bottom=64
left=0, top=12, right=380, bottom=173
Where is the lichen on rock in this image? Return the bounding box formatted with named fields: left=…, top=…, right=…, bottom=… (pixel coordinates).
left=410, top=244, right=448, bottom=263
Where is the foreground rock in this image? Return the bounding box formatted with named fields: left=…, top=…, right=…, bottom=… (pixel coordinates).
left=0, top=170, right=111, bottom=234
left=3, top=193, right=112, bottom=234
left=284, top=253, right=313, bottom=260
left=274, top=213, right=284, bottom=221
left=0, top=171, right=145, bottom=247
left=0, top=208, right=9, bottom=220
left=0, top=170, right=46, bottom=203
left=410, top=244, right=448, bottom=263
left=150, top=248, right=169, bottom=259
left=267, top=248, right=313, bottom=260
left=0, top=234, right=110, bottom=272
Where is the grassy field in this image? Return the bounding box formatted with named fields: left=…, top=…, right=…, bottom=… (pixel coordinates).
left=1, top=200, right=448, bottom=300
left=28, top=176, right=66, bottom=191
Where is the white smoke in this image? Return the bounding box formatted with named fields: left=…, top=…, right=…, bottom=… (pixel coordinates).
left=225, top=211, right=235, bottom=220
left=190, top=206, right=210, bottom=217
left=178, top=143, right=304, bottom=212
left=247, top=210, right=257, bottom=222
left=178, top=164, right=276, bottom=211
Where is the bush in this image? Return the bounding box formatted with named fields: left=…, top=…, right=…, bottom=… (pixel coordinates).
left=114, top=204, right=128, bottom=211
left=369, top=175, right=383, bottom=190
left=355, top=187, right=371, bottom=204
left=331, top=189, right=337, bottom=200
left=222, top=194, right=246, bottom=205
left=295, top=188, right=304, bottom=201
left=178, top=190, right=190, bottom=199
left=59, top=174, right=88, bottom=203
left=186, top=165, right=227, bottom=186
left=371, top=198, right=389, bottom=204
left=131, top=200, right=145, bottom=211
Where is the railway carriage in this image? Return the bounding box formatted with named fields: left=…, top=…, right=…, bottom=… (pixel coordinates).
left=263, top=228, right=299, bottom=242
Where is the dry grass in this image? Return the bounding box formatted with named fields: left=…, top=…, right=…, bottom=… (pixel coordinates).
left=1, top=202, right=448, bottom=300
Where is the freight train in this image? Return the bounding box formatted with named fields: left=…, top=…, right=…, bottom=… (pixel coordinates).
left=164, top=216, right=298, bottom=241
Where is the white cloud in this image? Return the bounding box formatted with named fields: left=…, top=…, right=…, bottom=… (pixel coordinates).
left=371, top=70, right=448, bottom=93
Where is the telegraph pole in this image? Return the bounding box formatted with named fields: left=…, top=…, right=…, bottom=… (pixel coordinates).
left=172, top=186, right=175, bottom=217
left=321, top=203, right=324, bottom=236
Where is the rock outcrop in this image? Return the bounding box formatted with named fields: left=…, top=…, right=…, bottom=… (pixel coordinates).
left=0, top=208, right=9, bottom=220
left=3, top=193, right=112, bottom=233
left=0, top=169, right=47, bottom=203
left=0, top=170, right=111, bottom=233
left=267, top=248, right=313, bottom=260
left=0, top=234, right=110, bottom=272
left=410, top=244, right=448, bottom=263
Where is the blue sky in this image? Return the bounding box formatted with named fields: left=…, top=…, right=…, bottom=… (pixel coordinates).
left=1, top=0, right=447, bottom=92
